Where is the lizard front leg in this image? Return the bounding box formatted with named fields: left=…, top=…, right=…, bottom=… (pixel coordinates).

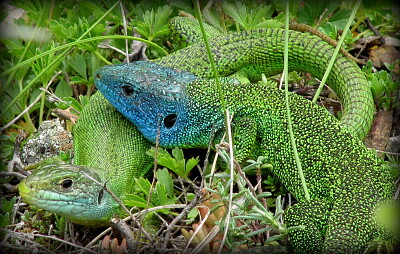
left=230, top=116, right=258, bottom=164
left=285, top=199, right=330, bottom=253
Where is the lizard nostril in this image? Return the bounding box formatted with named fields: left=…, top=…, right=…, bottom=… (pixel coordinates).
left=96, top=73, right=102, bottom=79
left=163, top=114, right=177, bottom=129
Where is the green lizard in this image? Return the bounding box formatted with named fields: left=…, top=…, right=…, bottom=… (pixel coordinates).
left=19, top=92, right=153, bottom=226
left=19, top=20, right=375, bottom=227
left=156, top=17, right=374, bottom=141
left=94, top=61, right=397, bottom=253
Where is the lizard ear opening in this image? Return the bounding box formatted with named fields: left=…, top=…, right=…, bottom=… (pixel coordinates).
left=164, top=114, right=177, bottom=129
left=97, top=188, right=104, bottom=205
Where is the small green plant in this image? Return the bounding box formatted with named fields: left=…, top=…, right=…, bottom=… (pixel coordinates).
left=124, top=147, right=199, bottom=212
left=52, top=214, right=66, bottom=238
left=123, top=168, right=178, bottom=214
left=130, top=5, right=173, bottom=57
left=0, top=196, right=17, bottom=231
left=146, top=147, right=199, bottom=180
left=194, top=152, right=288, bottom=250
left=233, top=194, right=287, bottom=244
left=297, top=1, right=350, bottom=28
left=133, top=5, right=173, bottom=42
left=20, top=208, right=54, bottom=234
left=363, top=61, right=400, bottom=111
left=263, top=175, right=287, bottom=196
left=0, top=133, right=17, bottom=167
left=221, top=2, right=282, bottom=31
left=385, top=155, right=400, bottom=179
left=54, top=94, right=91, bottom=115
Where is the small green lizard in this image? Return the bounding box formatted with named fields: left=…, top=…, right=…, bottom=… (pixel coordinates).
left=19, top=92, right=153, bottom=226
left=94, top=61, right=397, bottom=253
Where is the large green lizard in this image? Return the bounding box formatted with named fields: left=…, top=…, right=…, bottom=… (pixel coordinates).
left=156, top=18, right=374, bottom=141
left=94, top=61, right=397, bottom=253
left=19, top=22, right=375, bottom=228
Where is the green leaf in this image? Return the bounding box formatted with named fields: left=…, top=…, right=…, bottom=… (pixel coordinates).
left=78, top=95, right=90, bottom=110
left=186, top=157, right=199, bottom=174
left=370, top=76, right=385, bottom=99
left=133, top=5, right=173, bottom=42
left=67, top=53, right=87, bottom=79
left=0, top=196, right=16, bottom=214
left=252, top=5, right=272, bottom=25
left=147, top=147, right=177, bottom=172
left=186, top=192, right=195, bottom=201
left=187, top=207, right=199, bottom=220
left=12, top=0, right=52, bottom=26
left=155, top=183, right=168, bottom=206
left=135, top=177, right=152, bottom=196
left=30, top=41, right=62, bottom=84
left=49, top=19, right=78, bottom=41
left=53, top=214, right=66, bottom=237
left=253, top=19, right=283, bottom=29
left=155, top=168, right=174, bottom=198
left=297, top=1, right=341, bottom=26
left=69, top=76, right=89, bottom=85
left=328, top=9, right=352, bottom=30
left=388, top=80, right=399, bottom=93
left=147, top=147, right=199, bottom=179
left=56, top=96, right=84, bottom=112
left=264, top=234, right=286, bottom=244
left=171, top=147, right=184, bottom=161
left=0, top=213, right=10, bottom=230
left=319, top=22, right=338, bottom=39
left=222, top=2, right=247, bottom=30
left=54, top=79, right=72, bottom=98
left=87, top=53, right=102, bottom=78
left=123, top=194, right=149, bottom=208
left=222, top=2, right=276, bottom=31
left=244, top=226, right=273, bottom=238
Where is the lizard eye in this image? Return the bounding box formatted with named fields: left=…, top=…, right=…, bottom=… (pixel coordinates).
left=61, top=179, right=73, bottom=189
left=164, top=114, right=177, bottom=129
left=122, top=85, right=135, bottom=96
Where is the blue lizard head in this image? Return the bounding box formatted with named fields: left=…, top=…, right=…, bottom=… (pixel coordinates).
left=95, top=61, right=224, bottom=148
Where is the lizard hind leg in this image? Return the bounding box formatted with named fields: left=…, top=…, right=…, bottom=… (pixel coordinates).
left=285, top=199, right=330, bottom=253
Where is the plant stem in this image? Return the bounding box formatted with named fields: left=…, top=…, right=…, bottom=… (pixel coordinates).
left=312, top=0, right=361, bottom=103
left=283, top=1, right=310, bottom=201
left=94, top=50, right=112, bottom=65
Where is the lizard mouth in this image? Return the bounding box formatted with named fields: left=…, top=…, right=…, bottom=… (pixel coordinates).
left=19, top=178, right=84, bottom=207
left=18, top=179, right=33, bottom=202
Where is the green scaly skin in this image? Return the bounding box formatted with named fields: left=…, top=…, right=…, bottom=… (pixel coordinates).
left=19, top=17, right=374, bottom=226
left=94, top=61, right=398, bottom=253
left=19, top=93, right=153, bottom=226
left=157, top=17, right=374, bottom=141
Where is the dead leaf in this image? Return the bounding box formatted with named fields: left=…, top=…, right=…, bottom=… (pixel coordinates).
left=364, top=110, right=393, bottom=156
left=369, top=45, right=400, bottom=68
